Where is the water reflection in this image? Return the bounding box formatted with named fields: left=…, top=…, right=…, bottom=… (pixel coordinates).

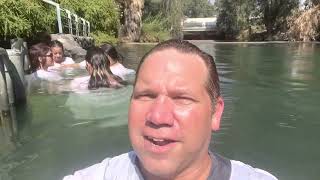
left=65, top=86, right=133, bottom=127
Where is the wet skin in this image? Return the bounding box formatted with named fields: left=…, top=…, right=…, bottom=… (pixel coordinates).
left=128, top=49, right=224, bottom=180
left=51, top=46, right=64, bottom=64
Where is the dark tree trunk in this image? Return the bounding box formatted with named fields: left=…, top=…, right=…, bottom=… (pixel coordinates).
left=118, top=0, right=144, bottom=42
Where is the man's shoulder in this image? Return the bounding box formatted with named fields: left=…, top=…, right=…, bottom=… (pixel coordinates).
left=230, top=160, right=278, bottom=180
left=63, top=151, right=142, bottom=180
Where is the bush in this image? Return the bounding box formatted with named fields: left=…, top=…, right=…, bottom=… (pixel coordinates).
left=91, top=31, right=118, bottom=46
left=0, top=0, right=55, bottom=39
left=287, top=5, right=320, bottom=41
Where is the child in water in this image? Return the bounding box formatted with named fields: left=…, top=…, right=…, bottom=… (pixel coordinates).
left=100, top=43, right=135, bottom=80
left=49, top=40, right=75, bottom=69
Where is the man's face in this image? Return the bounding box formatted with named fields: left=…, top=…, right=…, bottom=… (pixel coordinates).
left=128, top=49, right=223, bottom=178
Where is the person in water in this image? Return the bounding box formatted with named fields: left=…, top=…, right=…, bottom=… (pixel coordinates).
left=28, top=43, right=62, bottom=81
left=79, top=43, right=135, bottom=80
left=49, top=40, right=75, bottom=69
left=70, top=47, right=126, bottom=91
left=100, top=43, right=135, bottom=80
left=63, top=39, right=277, bottom=180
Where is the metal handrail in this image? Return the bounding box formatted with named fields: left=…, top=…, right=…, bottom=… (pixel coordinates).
left=42, top=0, right=90, bottom=36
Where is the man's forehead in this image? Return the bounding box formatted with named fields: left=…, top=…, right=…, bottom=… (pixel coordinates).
left=136, top=48, right=209, bottom=85
left=140, top=48, right=206, bottom=70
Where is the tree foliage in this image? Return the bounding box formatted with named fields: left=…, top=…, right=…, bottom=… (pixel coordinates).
left=216, top=0, right=300, bottom=40
left=287, top=5, right=320, bottom=41
left=257, top=0, right=299, bottom=38
left=216, top=0, right=238, bottom=38
left=57, top=0, right=119, bottom=37
left=161, top=0, right=183, bottom=39
left=143, top=0, right=218, bottom=39
left=183, top=0, right=217, bottom=18
left=0, top=0, right=55, bottom=39
left=0, top=0, right=119, bottom=44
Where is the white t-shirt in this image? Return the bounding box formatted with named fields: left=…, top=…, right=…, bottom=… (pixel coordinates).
left=32, top=69, right=63, bottom=81
left=78, top=60, right=86, bottom=69
left=63, top=151, right=278, bottom=180
left=110, top=63, right=135, bottom=80
left=69, top=76, right=90, bottom=93
left=49, top=57, right=75, bottom=70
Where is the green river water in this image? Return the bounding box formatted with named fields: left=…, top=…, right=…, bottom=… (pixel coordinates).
left=0, top=41, right=320, bottom=180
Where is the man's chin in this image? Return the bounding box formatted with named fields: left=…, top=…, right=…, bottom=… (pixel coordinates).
left=138, top=157, right=180, bottom=179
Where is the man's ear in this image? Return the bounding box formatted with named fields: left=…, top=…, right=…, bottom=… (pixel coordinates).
left=211, top=96, right=224, bottom=131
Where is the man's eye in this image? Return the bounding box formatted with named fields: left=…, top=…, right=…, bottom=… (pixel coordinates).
left=172, top=96, right=194, bottom=105
left=134, top=93, right=156, bottom=101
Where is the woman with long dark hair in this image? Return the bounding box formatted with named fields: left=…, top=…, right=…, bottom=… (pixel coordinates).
left=71, top=47, right=126, bottom=91
left=79, top=43, right=135, bottom=80
left=85, top=47, right=125, bottom=89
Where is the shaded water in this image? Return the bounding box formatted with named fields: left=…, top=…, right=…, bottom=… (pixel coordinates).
left=1, top=41, right=320, bottom=180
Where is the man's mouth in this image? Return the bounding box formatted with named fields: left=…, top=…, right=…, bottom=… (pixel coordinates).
left=145, top=136, right=175, bottom=146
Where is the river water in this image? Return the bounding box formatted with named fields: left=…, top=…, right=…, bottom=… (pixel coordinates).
left=0, top=41, right=320, bottom=180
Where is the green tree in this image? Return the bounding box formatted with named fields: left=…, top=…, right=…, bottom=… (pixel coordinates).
left=162, top=0, right=183, bottom=39
left=216, top=0, right=238, bottom=38
left=143, top=0, right=161, bottom=17
left=183, top=0, right=217, bottom=18
left=216, top=0, right=299, bottom=40
left=0, top=0, right=55, bottom=39
left=257, top=0, right=299, bottom=39
left=236, top=0, right=257, bottom=30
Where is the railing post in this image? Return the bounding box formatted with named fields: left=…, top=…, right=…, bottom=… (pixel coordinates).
left=81, top=18, right=86, bottom=36
left=56, top=4, right=63, bottom=33
left=65, top=9, right=72, bottom=35
left=42, top=0, right=91, bottom=36
left=87, top=21, right=90, bottom=36
left=42, top=0, right=63, bottom=34
left=74, top=14, right=79, bottom=36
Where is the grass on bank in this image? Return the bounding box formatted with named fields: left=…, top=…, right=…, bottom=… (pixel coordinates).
left=140, top=14, right=171, bottom=43
left=91, top=31, right=118, bottom=46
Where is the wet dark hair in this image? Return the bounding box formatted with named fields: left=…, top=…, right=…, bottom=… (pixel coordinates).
left=50, top=40, right=64, bottom=52
left=85, top=47, right=126, bottom=89
left=135, top=39, right=220, bottom=106
left=27, top=31, right=51, bottom=46
left=28, top=43, right=51, bottom=72
left=100, top=43, right=123, bottom=63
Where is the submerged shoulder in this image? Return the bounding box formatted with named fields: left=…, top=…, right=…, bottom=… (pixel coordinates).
left=64, top=57, right=75, bottom=64
left=230, top=160, right=278, bottom=180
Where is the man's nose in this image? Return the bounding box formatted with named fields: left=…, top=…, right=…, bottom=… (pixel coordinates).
left=146, top=96, right=174, bottom=127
